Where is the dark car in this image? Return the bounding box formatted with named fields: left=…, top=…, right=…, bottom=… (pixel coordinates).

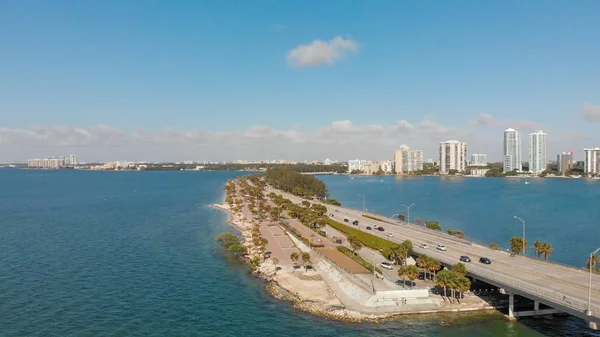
left=378, top=227, right=385, bottom=231
left=352, top=220, right=359, bottom=225
left=479, top=257, right=491, bottom=264
left=459, top=256, right=471, bottom=263
left=366, top=226, right=372, bottom=230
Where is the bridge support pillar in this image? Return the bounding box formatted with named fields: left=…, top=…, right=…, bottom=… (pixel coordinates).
left=534, top=301, right=539, bottom=311
left=508, top=293, right=515, bottom=318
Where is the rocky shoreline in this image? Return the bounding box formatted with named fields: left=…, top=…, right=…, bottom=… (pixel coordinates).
left=211, top=202, right=395, bottom=323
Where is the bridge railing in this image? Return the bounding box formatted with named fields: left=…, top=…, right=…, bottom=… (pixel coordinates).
left=473, top=267, right=600, bottom=318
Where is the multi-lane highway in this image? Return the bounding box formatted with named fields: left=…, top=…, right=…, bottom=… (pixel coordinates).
left=270, top=188, right=600, bottom=324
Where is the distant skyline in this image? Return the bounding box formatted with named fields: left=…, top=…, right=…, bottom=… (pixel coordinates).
left=1, top=1, right=600, bottom=162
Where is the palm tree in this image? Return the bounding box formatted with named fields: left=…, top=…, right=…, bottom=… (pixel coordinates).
left=428, top=258, right=442, bottom=280
left=540, top=243, right=553, bottom=260
left=272, top=257, right=280, bottom=273
left=455, top=276, right=471, bottom=301
left=397, top=266, right=408, bottom=288
left=301, top=252, right=311, bottom=272
left=416, top=255, right=430, bottom=280
left=533, top=241, right=543, bottom=258
left=401, top=240, right=413, bottom=264
left=290, top=252, right=299, bottom=268
left=452, top=262, right=467, bottom=278
left=435, top=269, right=452, bottom=300
left=389, top=245, right=402, bottom=264
left=404, top=265, right=420, bottom=288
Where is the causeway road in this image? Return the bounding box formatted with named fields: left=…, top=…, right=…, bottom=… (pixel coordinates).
left=268, top=188, right=600, bottom=323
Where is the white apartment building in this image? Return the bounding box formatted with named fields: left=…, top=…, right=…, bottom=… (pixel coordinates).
left=529, top=130, right=547, bottom=173
left=503, top=128, right=522, bottom=173
left=470, top=154, right=487, bottom=166
left=379, top=160, right=393, bottom=173
left=363, top=161, right=381, bottom=175
left=439, top=140, right=467, bottom=174
left=323, top=158, right=333, bottom=165
left=394, top=145, right=424, bottom=174
left=28, top=157, right=66, bottom=169
left=347, top=159, right=368, bottom=173
left=584, top=148, right=600, bottom=176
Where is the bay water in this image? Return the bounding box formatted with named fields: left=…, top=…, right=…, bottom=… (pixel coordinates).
left=1, top=170, right=597, bottom=336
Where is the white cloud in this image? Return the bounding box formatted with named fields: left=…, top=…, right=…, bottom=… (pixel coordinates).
left=2, top=115, right=594, bottom=163
left=583, top=103, right=600, bottom=122
left=287, top=36, right=358, bottom=67
left=470, top=113, right=548, bottom=131
left=0, top=118, right=470, bottom=163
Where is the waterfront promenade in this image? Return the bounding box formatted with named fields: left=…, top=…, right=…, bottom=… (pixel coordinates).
left=270, top=188, right=600, bottom=327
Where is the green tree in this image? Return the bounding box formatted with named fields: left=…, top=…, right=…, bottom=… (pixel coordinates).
left=397, top=214, right=406, bottom=221
left=389, top=244, right=404, bottom=265
left=435, top=269, right=453, bottom=299
left=452, top=262, right=467, bottom=278
left=301, top=200, right=311, bottom=207
left=401, top=240, right=413, bottom=264
left=348, top=236, right=364, bottom=255
left=416, top=255, right=430, bottom=280
left=455, top=276, right=471, bottom=300
left=404, top=265, right=420, bottom=288
left=540, top=243, right=553, bottom=260
left=532, top=241, right=543, bottom=258
left=428, top=258, right=442, bottom=279
left=489, top=242, right=500, bottom=250
left=397, top=265, right=408, bottom=288
left=509, top=236, right=527, bottom=255
left=290, top=252, right=300, bottom=267
left=301, top=252, right=312, bottom=272
left=447, top=229, right=466, bottom=239
left=425, top=221, right=442, bottom=231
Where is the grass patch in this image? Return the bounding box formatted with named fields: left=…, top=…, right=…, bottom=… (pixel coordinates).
left=323, top=218, right=397, bottom=258
left=362, top=214, right=390, bottom=223
left=337, top=246, right=382, bottom=274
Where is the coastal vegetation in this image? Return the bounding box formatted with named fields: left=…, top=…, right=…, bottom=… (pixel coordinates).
left=216, top=232, right=248, bottom=257
left=446, top=229, right=465, bottom=239
left=396, top=214, right=406, bottom=221
left=416, top=254, right=442, bottom=281
left=397, top=265, right=420, bottom=288
left=266, top=167, right=329, bottom=199
left=425, top=221, right=442, bottom=231
left=532, top=241, right=554, bottom=260
left=435, top=267, right=471, bottom=302
left=388, top=240, right=413, bottom=265
left=509, top=237, right=527, bottom=255
left=488, top=243, right=500, bottom=250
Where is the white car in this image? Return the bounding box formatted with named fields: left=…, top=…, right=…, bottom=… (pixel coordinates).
left=387, top=233, right=393, bottom=237
left=380, top=262, right=393, bottom=270
left=436, top=244, right=447, bottom=251
left=419, top=244, right=428, bottom=249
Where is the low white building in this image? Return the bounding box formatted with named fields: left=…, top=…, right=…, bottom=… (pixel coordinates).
left=348, top=159, right=368, bottom=173
left=470, top=154, right=487, bottom=166
left=379, top=160, right=393, bottom=173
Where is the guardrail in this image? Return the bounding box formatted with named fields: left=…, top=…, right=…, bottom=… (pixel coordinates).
left=470, top=265, right=600, bottom=319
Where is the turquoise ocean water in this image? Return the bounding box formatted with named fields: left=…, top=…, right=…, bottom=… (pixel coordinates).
left=1, top=169, right=597, bottom=336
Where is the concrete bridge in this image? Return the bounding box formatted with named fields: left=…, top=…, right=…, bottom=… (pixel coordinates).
left=272, top=188, right=600, bottom=329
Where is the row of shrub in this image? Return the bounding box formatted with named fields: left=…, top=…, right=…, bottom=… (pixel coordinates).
left=337, top=246, right=382, bottom=274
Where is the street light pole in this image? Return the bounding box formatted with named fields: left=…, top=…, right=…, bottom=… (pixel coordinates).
left=358, top=194, right=366, bottom=211
left=513, top=216, right=526, bottom=256
left=588, top=247, right=600, bottom=316
left=400, top=203, right=415, bottom=224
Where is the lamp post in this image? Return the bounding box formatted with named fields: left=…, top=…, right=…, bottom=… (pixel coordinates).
left=588, top=247, right=600, bottom=316
left=513, top=216, right=526, bottom=256
left=358, top=194, right=366, bottom=211
left=400, top=203, right=415, bottom=224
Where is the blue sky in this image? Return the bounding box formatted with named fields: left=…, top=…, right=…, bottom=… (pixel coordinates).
left=1, top=1, right=599, bottom=162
